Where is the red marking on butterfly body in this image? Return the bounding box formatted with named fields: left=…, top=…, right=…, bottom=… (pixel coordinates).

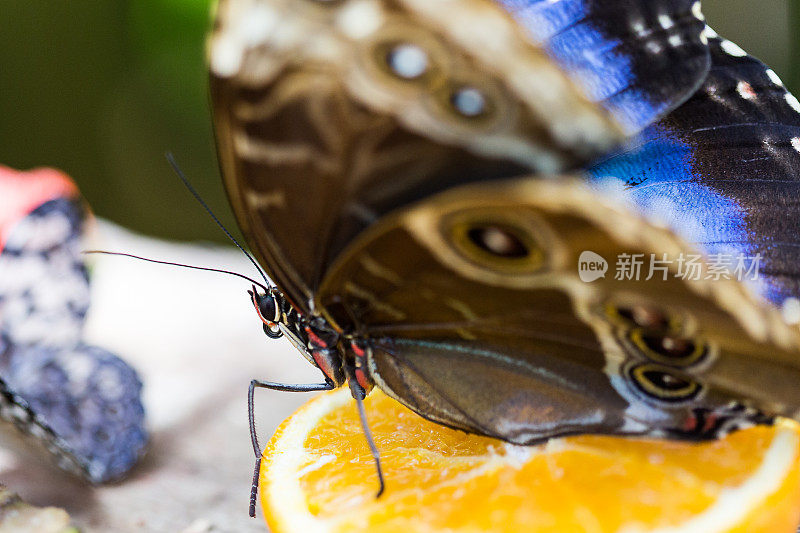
left=351, top=340, right=366, bottom=359
left=355, top=368, right=373, bottom=393
left=305, top=326, right=327, bottom=349
left=682, top=416, right=698, bottom=432
left=702, top=414, right=719, bottom=433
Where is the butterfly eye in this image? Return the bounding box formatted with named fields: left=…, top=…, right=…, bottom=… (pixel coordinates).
left=615, top=305, right=670, bottom=329
left=629, top=328, right=708, bottom=367
left=646, top=334, right=693, bottom=358
left=628, top=363, right=702, bottom=403
left=250, top=288, right=280, bottom=326
left=447, top=215, right=548, bottom=275
left=450, top=86, right=488, bottom=118
left=467, top=225, right=530, bottom=259
left=384, top=43, right=430, bottom=80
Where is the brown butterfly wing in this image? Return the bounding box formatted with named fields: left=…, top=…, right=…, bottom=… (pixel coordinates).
left=209, top=0, right=622, bottom=311
left=315, top=178, right=800, bottom=443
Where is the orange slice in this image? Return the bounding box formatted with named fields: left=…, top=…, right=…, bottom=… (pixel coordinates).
left=261, top=388, right=800, bottom=533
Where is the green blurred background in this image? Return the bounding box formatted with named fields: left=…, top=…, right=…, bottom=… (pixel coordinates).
left=0, top=0, right=796, bottom=244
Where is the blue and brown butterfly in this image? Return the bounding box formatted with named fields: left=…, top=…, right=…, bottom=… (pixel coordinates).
left=206, top=0, right=800, bottom=513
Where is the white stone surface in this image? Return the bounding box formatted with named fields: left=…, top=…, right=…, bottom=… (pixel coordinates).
left=2, top=220, right=321, bottom=532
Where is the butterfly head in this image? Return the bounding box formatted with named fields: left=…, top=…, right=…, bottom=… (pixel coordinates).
left=248, top=285, right=347, bottom=386
left=248, top=285, right=283, bottom=338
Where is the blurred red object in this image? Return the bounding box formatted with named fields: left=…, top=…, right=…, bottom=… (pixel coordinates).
left=0, top=166, right=78, bottom=251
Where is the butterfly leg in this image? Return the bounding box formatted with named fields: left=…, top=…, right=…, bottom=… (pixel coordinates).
left=247, top=379, right=333, bottom=517
left=344, top=362, right=385, bottom=498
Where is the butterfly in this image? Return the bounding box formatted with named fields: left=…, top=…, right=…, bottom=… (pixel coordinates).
left=0, top=166, right=147, bottom=483
left=207, top=0, right=800, bottom=513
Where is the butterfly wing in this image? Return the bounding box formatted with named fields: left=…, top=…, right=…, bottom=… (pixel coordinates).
left=590, top=33, right=800, bottom=307
left=315, top=178, right=800, bottom=443
left=496, top=0, right=711, bottom=133
left=210, top=0, right=624, bottom=312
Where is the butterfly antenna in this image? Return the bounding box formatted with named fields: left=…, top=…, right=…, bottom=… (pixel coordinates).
left=83, top=250, right=269, bottom=292
left=165, top=152, right=271, bottom=288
